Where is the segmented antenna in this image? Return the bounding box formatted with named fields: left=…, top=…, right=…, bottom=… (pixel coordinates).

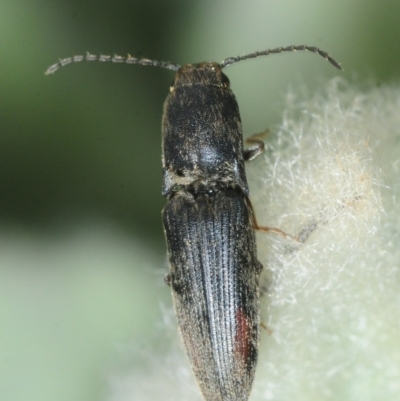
left=221, top=45, right=342, bottom=70
left=45, top=53, right=181, bottom=75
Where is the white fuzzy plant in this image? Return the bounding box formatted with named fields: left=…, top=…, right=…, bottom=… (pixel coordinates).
left=109, top=79, right=400, bottom=401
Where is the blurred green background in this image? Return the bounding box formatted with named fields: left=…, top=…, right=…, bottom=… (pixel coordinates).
left=1, top=1, right=400, bottom=400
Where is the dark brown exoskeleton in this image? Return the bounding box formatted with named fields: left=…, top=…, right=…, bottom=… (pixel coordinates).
left=46, top=46, right=342, bottom=401
left=162, top=62, right=262, bottom=401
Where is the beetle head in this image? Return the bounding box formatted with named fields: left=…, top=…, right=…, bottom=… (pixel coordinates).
left=170, top=62, right=230, bottom=91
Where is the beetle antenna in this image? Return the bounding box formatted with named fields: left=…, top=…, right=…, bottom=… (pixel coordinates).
left=45, top=52, right=181, bottom=75
left=221, top=45, right=342, bottom=70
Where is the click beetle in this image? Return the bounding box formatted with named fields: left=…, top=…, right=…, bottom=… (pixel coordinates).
left=46, top=45, right=341, bottom=401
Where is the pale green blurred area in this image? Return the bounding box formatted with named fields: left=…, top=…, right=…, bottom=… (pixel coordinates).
left=0, top=224, right=168, bottom=401
left=1, top=1, right=400, bottom=400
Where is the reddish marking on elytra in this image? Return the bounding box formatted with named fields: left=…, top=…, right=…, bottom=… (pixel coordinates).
left=234, top=308, right=252, bottom=363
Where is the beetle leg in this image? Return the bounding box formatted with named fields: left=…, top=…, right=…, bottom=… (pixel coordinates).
left=245, top=196, right=298, bottom=241
left=254, top=223, right=298, bottom=241
left=243, top=130, right=269, bottom=161
left=260, top=321, right=273, bottom=335
left=164, top=272, right=172, bottom=286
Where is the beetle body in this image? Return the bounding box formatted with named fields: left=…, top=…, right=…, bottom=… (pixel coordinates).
left=45, top=45, right=341, bottom=401
left=162, top=63, right=261, bottom=401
